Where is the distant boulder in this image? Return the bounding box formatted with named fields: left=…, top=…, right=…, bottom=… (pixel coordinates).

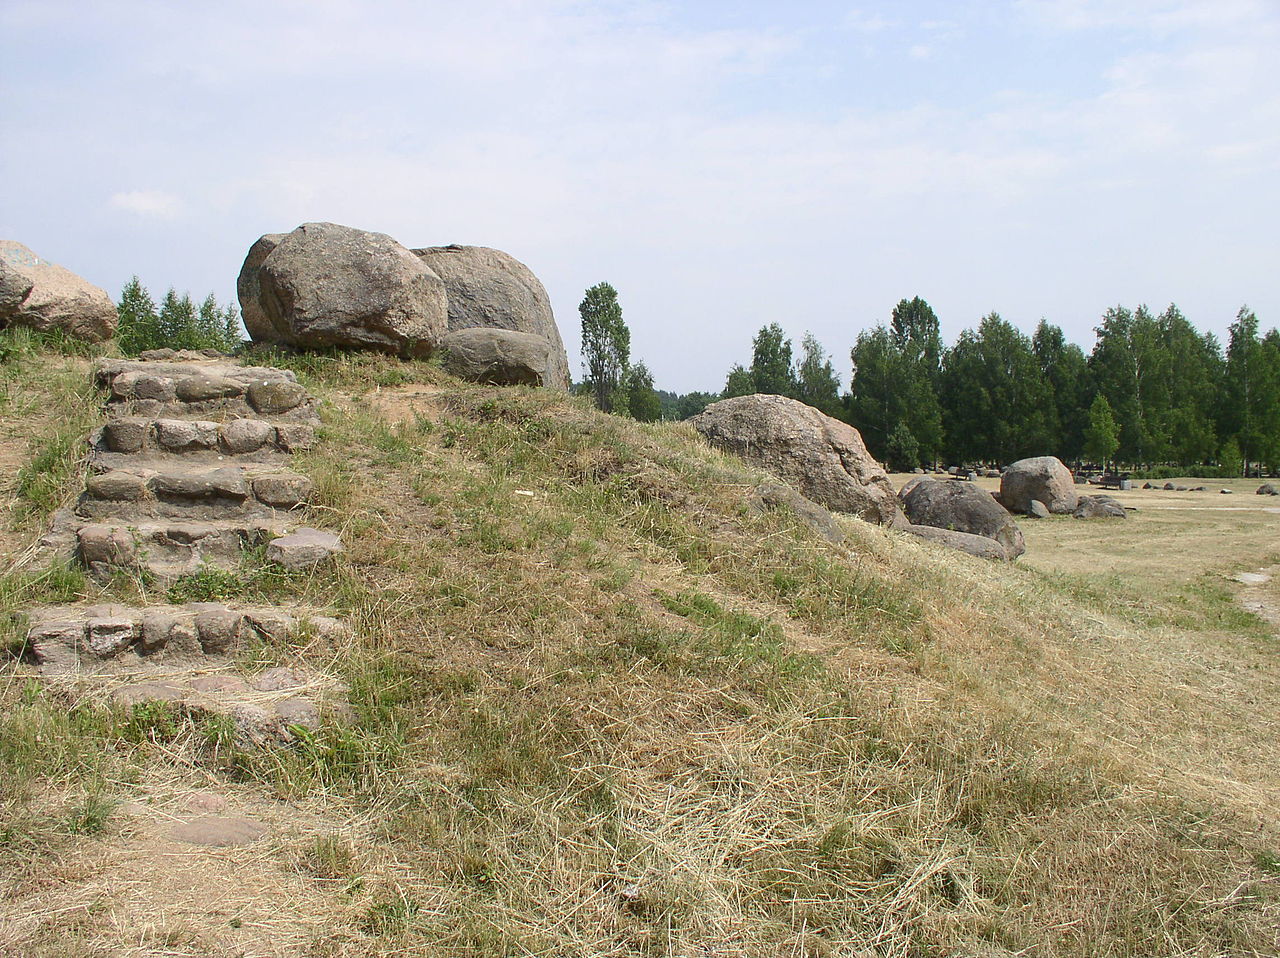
left=440, top=327, right=550, bottom=387
left=0, top=240, right=117, bottom=342
left=1258, top=483, right=1279, bottom=496
left=239, top=222, right=448, bottom=356
left=899, top=477, right=1025, bottom=559
left=1073, top=495, right=1126, bottom=519
left=413, top=245, right=570, bottom=390
left=691, top=394, right=903, bottom=525
left=1027, top=499, right=1050, bottom=519
left=1000, top=456, right=1077, bottom=515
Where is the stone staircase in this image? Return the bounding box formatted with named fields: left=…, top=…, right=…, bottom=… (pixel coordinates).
left=23, top=350, right=346, bottom=742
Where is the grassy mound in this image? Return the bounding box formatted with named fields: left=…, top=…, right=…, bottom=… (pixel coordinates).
left=1, top=340, right=1277, bottom=956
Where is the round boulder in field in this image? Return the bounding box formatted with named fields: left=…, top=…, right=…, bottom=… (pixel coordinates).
left=691, top=394, right=903, bottom=526
left=1073, top=495, right=1126, bottom=519
left=1258, top=483, right=1279, bottom=496
left=899, top=477, right=1025, bottom=559
left=242, top=223, right=448, bottom=356
left=1000, top=456, right=1078, bottom=515
left=413, top=245, right=570, bottom=390
left=1028, top=499, right=1050, bottom=519
left=440, top=327, right=551, bottom=386
left=0, top=240, right=117, bottom=342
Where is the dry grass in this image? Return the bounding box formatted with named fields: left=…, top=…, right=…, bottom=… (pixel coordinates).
left=0, top=344, right=1277, bottom=956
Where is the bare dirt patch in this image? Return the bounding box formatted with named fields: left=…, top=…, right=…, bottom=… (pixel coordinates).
left=0, top=774, right=352, bottom=957
left=365, top=383, right=448, bottom=424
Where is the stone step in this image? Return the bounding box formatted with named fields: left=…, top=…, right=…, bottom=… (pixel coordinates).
left=76, top=463, right=313, bottom=521
left=90, top=416, right=316, bottom=467
left=94, top=357, right=318, bottom=422
left=73, top=518, right=292, bottom=580
left=26, top=601, right=348, bottom=674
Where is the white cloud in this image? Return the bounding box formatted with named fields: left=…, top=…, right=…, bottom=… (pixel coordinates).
left=109, top=190, right=182, bottom=218
left=841, top=9, right=895, bottom=33
left=908, top=44, right=932, bottom=59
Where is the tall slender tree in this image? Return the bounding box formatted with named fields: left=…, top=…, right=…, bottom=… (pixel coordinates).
left=579, top=282, right=630, bottom=413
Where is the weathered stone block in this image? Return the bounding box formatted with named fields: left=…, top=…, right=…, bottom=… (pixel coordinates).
left=247, top=379, right=307, bottom=415
left=220, top=419, right=274, bottom=454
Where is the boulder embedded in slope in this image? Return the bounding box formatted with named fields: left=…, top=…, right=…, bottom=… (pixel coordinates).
left=240, top=222, right=448, bottom=357
left=903, top=524, right=1009, bottom=561
left=1000, top=456, right=1078, bottom=515
left=0, top=240, right=117, bottom=342
left=413, top=245, right=570, bottom=390
left=440, top=327, right=551, bottom=386
left=749, top=482, right=845, bottom=545
left=899, top=477, right=1025, bottom=559
left=690, top=394, right=903, bottom=526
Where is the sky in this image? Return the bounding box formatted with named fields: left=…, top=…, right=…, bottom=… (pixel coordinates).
left=2, top=0, right=1277, bottom=393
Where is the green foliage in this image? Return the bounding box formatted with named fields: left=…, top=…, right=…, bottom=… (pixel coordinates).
left=939, top=313, right=1053, bottom=464
left=116, top=276, right=243, bottom=355
left=795, top=333, right=842, bottom=416
left=579, top=282, right=630, bottom=413
left=721, top=363, right=755, bottom=398
left=1218, top=437, right=1243, bottom=478
left=1082, top=394, right=1120, bottom=467
left=750, top=323, right=797, bottom=397
left=1033, top=320, right=1092, bottom=462
left=885, top=421, right=920, bottom=471
left=620, top=361, right=662, bottom=422
left=661, top=390, right=716, bottom=420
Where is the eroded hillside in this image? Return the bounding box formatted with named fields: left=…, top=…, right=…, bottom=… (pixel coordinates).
left=1, top=335, right=1277, bottom=957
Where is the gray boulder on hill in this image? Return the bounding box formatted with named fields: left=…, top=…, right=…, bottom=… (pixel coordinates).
left=904, top=524, right=1009, bottom=561
left=1000, top=456, right=1078, bottom=515
left=235, top=233, right=284, bottom=344
left=439, top=328, right=551, bottom=387
left=899, top=477, right=1026, bottom=559
left=1256, top=483, right=1278, bottom=496
left=239, top=223, right=448, bottom=357
left=749, top=482, right=845, bottom=545
left=0, top=240, right=117, bottom=342
left=691, top=394, right=903, bottom=526
left=413, top=245, right=570, bottom=390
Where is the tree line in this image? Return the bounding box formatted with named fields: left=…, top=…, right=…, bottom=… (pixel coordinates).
left=580, top=287, right=1280, bottom=475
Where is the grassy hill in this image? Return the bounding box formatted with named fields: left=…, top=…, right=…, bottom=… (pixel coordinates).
left=1, top=333, right=1277, bottom=957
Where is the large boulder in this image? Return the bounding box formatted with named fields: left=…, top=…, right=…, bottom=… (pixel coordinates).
left=690, top=394, right=903, bottom=526
left=235, top=233, right=284, bottom=343
left=439, top=327, right=550, bottom=386
left=239, top=223, right=448, bottom=357
left=899, top=477, right=1025, bottom=559
left=1000, top=456, right=1078, bottom=515
left=0, top=240, right=117, bottom=342
left=413, top=245, right=570, bottom=390
left=904, top=524, right=1009, bottom=561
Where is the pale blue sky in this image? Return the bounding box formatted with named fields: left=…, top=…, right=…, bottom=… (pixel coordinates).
left=2, top=0, right=1276, bottom=391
